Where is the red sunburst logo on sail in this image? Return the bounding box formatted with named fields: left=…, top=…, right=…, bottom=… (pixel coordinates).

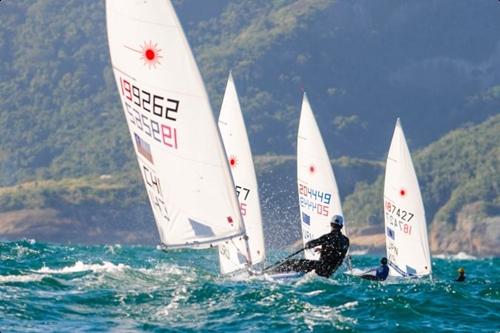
left=140, top=41, right=162, bottom=69
left=400, top=188, right=406, bottom=197
left=229, top=155, right=238, bottom=169
left=309, top=165, right=316, bottom=174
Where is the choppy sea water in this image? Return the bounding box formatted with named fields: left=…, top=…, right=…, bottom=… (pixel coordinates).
left=0, top=240, right=498, bottom=332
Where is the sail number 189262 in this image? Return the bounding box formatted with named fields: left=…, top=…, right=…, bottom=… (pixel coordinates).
left=120, top=77, right=180, bottom=150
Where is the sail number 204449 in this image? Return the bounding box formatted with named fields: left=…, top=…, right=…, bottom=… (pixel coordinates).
left=298, top=183, right=331, bottom=217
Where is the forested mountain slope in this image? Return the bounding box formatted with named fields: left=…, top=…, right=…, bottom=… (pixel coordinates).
left=0, top=1, right=498, bottom=254
left=1, top=0, right=499, bottom=184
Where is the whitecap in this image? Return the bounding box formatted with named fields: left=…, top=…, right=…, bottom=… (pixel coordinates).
left=13, top=244, right=39, bottom=258
left=36, top=261, right=129, bottom=274
left=434, top=252, right=477, bottom=260
left=349, top=249, right=369, bottom=256
left=302, top=303, right=357, bottom=330
left=335, top=301, right=358, bottom=311
left=137, top=263, right=186, bottom=277
left=23, top=238, right=36, bottom=245
left=0, top=274, right=44, bottom=283
left=304, top=290, right=324, bottom=297
left=105, top=244, right=122, bottom=254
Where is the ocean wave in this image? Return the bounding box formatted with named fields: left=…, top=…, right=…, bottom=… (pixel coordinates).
left=0, top=274, right=44, bottom=284
left=36, top=261, right=129, bottom=274
left=137, top=263, right=188, bottom=277
left=105, top=244, right=122, bottom=254
left=434, top=252, right=477, bottom=260
left=22, top=238, right=37, bottom=245
left=302, top=302, right=358, bottom=329
left=349, top=249, right=369, bottom=256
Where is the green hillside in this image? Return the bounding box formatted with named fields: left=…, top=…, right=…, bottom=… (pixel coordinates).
left=0, top=1, right=498, bottom=253
left=1, top=0, right=499, bottom=186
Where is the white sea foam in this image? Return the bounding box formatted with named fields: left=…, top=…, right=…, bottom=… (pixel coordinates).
left=36, top=261, right=129, bottom=274
left=105, top=244, right=122, bottom=254
left=434, top=252, right=477, bottom=260
left=335, top=301, right=358, bottom=311
left=0, top=274, right=44, bottom=284
left=302, top=302, right=357, bottom=330
left=304, top=290, right=324, bottom=297
left=156, top=285, right=189, bottom=318
left=349, top=249, right=369, bottom=256
left=13, top=244, right=39, bottom=258
left=22, top=238, right=36, bottom=245
left=137, top=263, right=186, bottom=277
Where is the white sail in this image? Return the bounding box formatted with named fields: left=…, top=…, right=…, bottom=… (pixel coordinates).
left=106, top=0, right=245, bottom=249
left=384, top=119, right=432, bottom=277
left=297, top=94, right=344, bottom=260
left=217, top=73, right=265, bottom=274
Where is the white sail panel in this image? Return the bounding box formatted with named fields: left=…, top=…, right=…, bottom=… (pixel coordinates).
left=297, top=94, right=343, bottom=260
left=384, top=119, right=432, bottom=277
left=218, top=73, right=265, bottom=274
left=106, top=0, right=244, bottom=248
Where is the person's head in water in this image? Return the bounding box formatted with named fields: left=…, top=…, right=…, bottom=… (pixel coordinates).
left=456, top=267, right=466, bottom=282
left=330, top=215, right=344, bottom=230
left=380, top=257, right=388, bottom=266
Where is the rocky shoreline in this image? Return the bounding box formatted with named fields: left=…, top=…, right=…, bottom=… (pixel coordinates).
left=0, top=206, right=497, bottom=257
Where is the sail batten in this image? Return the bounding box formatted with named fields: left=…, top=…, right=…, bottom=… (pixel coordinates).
left=297, top=94, right=344, bottom=260
left=106, top=0, right=244, bottom=249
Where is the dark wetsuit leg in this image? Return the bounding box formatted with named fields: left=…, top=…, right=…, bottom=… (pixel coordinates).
left=360, top=274, right=379, bottom=281
left=271, top=259, right=317, bottom=274
left=315, top=257, right=344, bottom=278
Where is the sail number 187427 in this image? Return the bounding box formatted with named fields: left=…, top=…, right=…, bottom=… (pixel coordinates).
left=384, top=201, right=414, bottom=235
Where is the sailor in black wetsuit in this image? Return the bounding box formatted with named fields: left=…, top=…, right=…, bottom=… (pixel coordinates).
left=268, top=215, right=350, bottom=278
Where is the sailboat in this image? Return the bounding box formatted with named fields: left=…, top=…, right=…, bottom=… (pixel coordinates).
left=264, top=93, right=346, bottom=280
left=106, top=1, right=247, bottom=254
left=217, top=73, right=265, bottom=274
left=297, top=93, right=345, bottom=259
left=383, top=118, right=432, bottom=278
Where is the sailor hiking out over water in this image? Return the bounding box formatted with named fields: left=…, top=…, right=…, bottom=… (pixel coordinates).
left=267, top=215, right=350, bottom=278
